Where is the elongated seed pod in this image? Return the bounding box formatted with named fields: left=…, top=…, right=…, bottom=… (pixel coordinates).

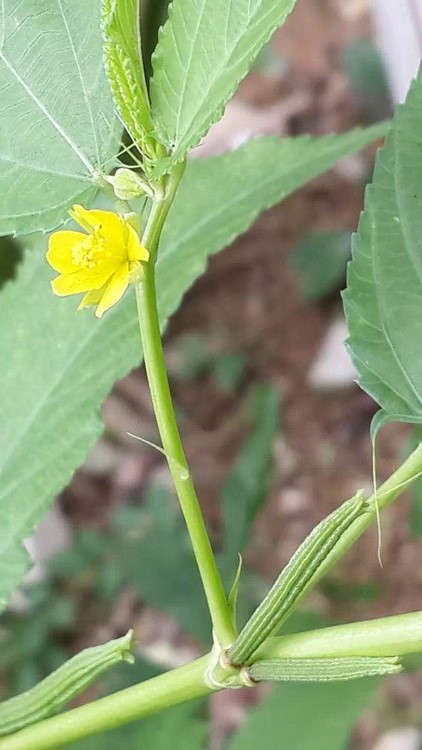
left=101, top=0, right=160, bottom=161
left=229, top=492, right=366, bottom=665
left=0, top=631, right=134, bottom=736
left=249, top=656, right=402, bottom=683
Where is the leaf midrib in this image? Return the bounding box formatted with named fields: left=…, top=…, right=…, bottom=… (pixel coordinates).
left=0, top=49, right=95, bottom=174
left=0, top=152, right=87, bottom=179
left=173, top=0, right=208, bottom=144
left=56, top=0, right=101, bottom=167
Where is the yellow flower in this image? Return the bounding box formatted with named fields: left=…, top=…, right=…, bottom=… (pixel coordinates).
left=47, top=205, right=149, bottom=318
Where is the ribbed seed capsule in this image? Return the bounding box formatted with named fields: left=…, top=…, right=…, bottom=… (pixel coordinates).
left=249, top=655, right=402, bottom=683
left=101, top=0, right=159, bottom=161
left=0, top=631, right=134, bottom=736
left=229, top=492, right=366, bottom=665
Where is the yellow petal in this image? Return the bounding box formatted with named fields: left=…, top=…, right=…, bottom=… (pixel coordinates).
left=77, top=286, right=106, bottom=311
left=126, top=224, right=149, bottom=263
left=51, top=266, right=114, bottom=296
left=95, top=262, right=130, bottom=318
left=47, top=231, right=86, bottom=273
left=70, top=205, right=124, bottom=243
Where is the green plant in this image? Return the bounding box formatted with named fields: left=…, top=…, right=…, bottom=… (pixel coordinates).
left=0, top=1, right=421, bottom=748
left=289, top=231, right=351, bottom=301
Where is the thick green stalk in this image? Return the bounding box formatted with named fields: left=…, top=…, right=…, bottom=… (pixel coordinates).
left=256, top=611, right=422, bottom=660
left=0, top=657, right=212, bottom=750
left=135, top=173, right=235, bottom=648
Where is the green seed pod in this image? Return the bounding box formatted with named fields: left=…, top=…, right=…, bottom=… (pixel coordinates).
left=229, top=492, right=366, bottom=665
left=249, top=655, right=402, bottom=683
left=0, top=631, right=135, bottom=736
left=101, top=0, right=160, bottom=162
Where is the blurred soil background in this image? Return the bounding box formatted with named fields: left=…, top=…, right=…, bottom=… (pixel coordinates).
left=2, top=1, right=421, bottom=749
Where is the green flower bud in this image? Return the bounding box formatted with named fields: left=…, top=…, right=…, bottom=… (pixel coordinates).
left=105, top=168, right=153, bottom=201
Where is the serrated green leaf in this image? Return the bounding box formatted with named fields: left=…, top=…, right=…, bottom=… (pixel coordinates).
left=0, top=0, right=119, bottom=236
left=0, top=127, right=386, bottom=612
left=101, top=0, right=158, bottom=161
left=227, top=679, right=380, bottom=750
left=150, top=0, right=297, bottom=172
left=343, top=73, right=422, bottom=423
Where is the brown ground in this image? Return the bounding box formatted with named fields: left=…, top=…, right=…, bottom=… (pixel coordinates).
left=61, top=1, right=421, bottom=747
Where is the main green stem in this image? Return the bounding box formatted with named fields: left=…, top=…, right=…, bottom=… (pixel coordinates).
left=135, top=171, right=235, bottom=648
left=0, top=658, right=212, bottom=750
left=257, top=611, right=422, bottom=660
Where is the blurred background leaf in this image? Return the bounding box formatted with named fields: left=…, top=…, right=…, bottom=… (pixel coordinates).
left=118, top=485, right=211, bottom=644
left=289, top=231, right=351, bottom=302
left=68, top=700, right=206, bottom=750
left=226, top=679, right=380, bottom=750
left=221, top=385, right=279, bottom=571
left=343, top=39, right=391, bottom=123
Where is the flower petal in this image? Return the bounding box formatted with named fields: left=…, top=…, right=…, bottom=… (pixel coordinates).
left=47, top=231, right=86, bottom=273
left=126, top=224, right=149, bottom=262
left=77, top=286, right=106, bottom=311
left=51, top=266, right=114, bottom=296
left=95, top=262, right=130, bottom=318
left=70, top=205, right=124, bottom=243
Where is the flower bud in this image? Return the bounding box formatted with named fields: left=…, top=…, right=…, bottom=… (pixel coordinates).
left=105, top=168, right=153, bottom=200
